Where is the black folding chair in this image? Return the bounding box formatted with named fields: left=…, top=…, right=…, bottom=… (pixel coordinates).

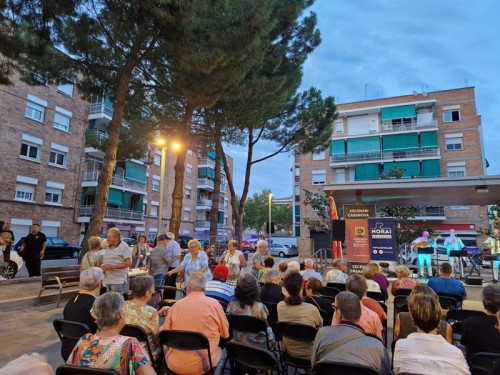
left=366, top=291, right=385, bottom=303
left=393, top=295, right=409, bottom=327
left=318, top=308, right=332, bottom=327
left=225, top=341, right=281, bottom=374
left=313, top=360, right=379, bottom=375
left=320, top=286, right=340, bottom=298
left=394, top=288, right=412, bottom=296
left=159, top=330, right=214, bottom=375
left=446, top=309, right=486, bottom=323
left=53, top=319, right=91, bottom=361
left=263, top=301, right=279, bottom=331
left=156, top=286, right=185, bottom=308
left=56, top=366, right=119, bottom=375
left=275, top=321, right=318, bottom=374
left=437, top=292, right=463, bottom=309
left=120, top=324, right=164, bottom=372
left=326, top=282, right=346, bottom=291
left=468, top=352, right=500, bottom=375
left=378, top=301, right=388, bottom=347
left=226, top=314, right=271, bottom=350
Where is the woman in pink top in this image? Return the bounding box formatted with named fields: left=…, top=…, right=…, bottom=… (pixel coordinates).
left=391, top=265, right=419, bottom=296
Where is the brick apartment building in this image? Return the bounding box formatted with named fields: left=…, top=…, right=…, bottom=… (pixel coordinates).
left=0, top=73, right=233, bottom=246
left=294, top=87, right=489, bottom=247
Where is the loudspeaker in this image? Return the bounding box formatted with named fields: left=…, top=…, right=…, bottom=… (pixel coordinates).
left=465, top=276, right=482, bottom=286
left=331, top=220, right=345, bottom=241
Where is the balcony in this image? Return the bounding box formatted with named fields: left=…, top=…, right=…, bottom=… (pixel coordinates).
left=198, top=157, right=215, bottom=168
left=195, top=220, right=210, bottom=230
left=219, top=202, right=226, bottom=211
left=90, top=101, right=114, bottom=118
left=220, top=183, right=227, bottom=192
left=83, top=170, right=146, bottom=192
left=80, top=205, right=144, bottom=221
left=197, top=199, right=213, bottom=210
left=379, top=118, right=438, bottom=134
left=330, top=148, right=439, bottom=165
left=379, top=206, right=445, bottom=221
left=198, top=178, right=214, bottom=190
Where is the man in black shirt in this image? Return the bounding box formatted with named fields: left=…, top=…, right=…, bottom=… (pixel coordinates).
left=24, top=224, right=47, bottom=277
left=0, top=220, right=15, bottom=263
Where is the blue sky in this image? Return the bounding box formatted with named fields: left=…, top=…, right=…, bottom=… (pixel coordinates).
left=231, top=0, right=500, bottom=198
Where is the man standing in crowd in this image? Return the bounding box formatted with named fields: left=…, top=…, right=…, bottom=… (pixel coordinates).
left=483, top=228, right=500, bottom=283
left=252, top=240, right=271, bottom=278
left=24, top=224, right=47, bottom=277
left=301, top=258, right=323, bottom=283
left=165, top=232, right=181, bottom=287
left=98, top=227, right=132, bottom=294
left=444, top=229, right=465, bottom=279
left=312, top=291, right=391, bottom=374
left=160, top=272, right=229, bottom=375
left=428, top=262, right=467, bottom=304
left=149, top=234, right=171, bottom=290
left=0, top=220, right=15, bottom=263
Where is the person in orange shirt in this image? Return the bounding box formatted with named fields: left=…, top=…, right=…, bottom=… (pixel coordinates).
left=159, top=272, right=229, bottom=375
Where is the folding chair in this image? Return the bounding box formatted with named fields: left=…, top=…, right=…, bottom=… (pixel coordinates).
left=156, top=285, right=185, bottom=308
left=313, top=360, right=379, bottom=375
left=225, top=341, right=281, bottom=374
left=320, top=286, right=340, bottom=298
left=468, top=352, right=500, bottom=375
left=226, top=314, right=271, bottom=350
left=53, top=319, right=91, bottom=361
left=326, top=282, right=346, bottom=291
left=394, top=288, right=412, bottom=297
left=366, top=291, right=385, bottom=303
left=446, top=309, right=486, bottom=323
left=120, top=324, right=164, bottom=373
left=275, top=321, right=318, bottom=374
left=56, top=366, right=119, bottom=375
left=159, top=330, right=214, bottom=375
left=393, top=295, right=409, bottom=327
left=437, top=292, right=463, bottom=309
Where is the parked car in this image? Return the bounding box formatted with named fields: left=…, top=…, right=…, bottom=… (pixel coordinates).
left=15, top=237, right=81, bottom=259
left=122, top=237, right=138, bottom=247
left=177, top=235, right=194, bottom=249
left=269, top=243, right=298, bottom=258
left=0, top=250, right=23, bottom=279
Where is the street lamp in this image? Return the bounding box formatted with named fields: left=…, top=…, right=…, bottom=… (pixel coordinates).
left=268, top=192, right=272, bottom=244
left=154, top=138, right=180, bottom=237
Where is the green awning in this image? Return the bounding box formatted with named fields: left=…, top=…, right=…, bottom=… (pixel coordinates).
left=383, top=161, right=420, bottom=178
left=347, top=137, right=380, bottom=155
left=125, top=161, right=147, bottom=184
left=381, top=105, right=416, bottom=120
left=81, top=187, right=87, bottom=205
left=295, top=226, right=300, bottom=236
left=383, top=133, right=418, bottom=152
left=355, top=163, right=379, bottom=181
left=295, top=205, right=300, bottom=215
left=122, top=192, right=130, bottom=210
left=218, top=212, right=224, bottom=224
left=198, top=167, right=215, bottom=179
left=421, top=131, right=438, bottom=150
left=329, top=140, right=345, bottom=156
left=422, top=159, right=441, bottom=177
left=138, top=195, right=144, bottom=210
left=108, top=188, right=122, bottom=206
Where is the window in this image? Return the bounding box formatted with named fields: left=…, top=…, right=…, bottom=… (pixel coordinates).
left=20, top=141, right=41, bottom=162
left=15, top=183, right=35, bottom=202
left=312, top=148, right=325, bottom=161
left=152, top=177, right=160, bottom=191
left=154, top=154, right=160, bottom=166
left=186, top=164, right=192, bottom=178
left=336, top=169, right=346, bottom=184
left=150, top=205, right=158, bottom=217
left=451, top=205, right=470, bottom=210
left=295, top=166, right=300, bottom=176
left=25, top=100, right=45, bottom=122
left=187, top=149, right=193, bottom=156
left=443, top=110, right=460, bottom=122
left=445, top=137, right=463, bottom=150
left=448, top=165, right=466, bottom=178
left=183, top=209, right=190, bottom=221
left=335, top=121, right=343, bottom=134
left=312, top=170, right=326, bottom=185
left=294, top=184, right=300, bottom=195
left=53, top=107, right=72, bottom=132
left=185, top=188, right=191, bottom=199
left=45, top=188, right=62, bottom=205
left=57, top=83, right=74, bottom=97
left=49, top=150, right=66, bottom=167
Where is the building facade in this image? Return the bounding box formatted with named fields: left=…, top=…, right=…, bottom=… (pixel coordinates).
left=294, top=87, right=489, bottom=245
left=0, top=73, right=234, bottom=245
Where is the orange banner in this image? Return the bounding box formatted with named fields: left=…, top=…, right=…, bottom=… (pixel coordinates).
left=345, top=219, right=370, bottom=263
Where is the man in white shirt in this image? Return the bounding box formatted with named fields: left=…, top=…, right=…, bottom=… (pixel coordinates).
left=301, top=258, right=323, bottom=283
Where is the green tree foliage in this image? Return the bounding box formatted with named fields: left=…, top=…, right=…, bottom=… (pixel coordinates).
left=302, top=189, right=332, bottom=236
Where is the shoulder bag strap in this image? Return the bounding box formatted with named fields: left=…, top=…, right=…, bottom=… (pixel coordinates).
left=317, top=331, right=364, bottom=362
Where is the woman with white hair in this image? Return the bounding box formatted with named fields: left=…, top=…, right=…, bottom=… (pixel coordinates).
left=67, top=292, right=155, bottom=375
left=61, top=267, right=103, bottom=360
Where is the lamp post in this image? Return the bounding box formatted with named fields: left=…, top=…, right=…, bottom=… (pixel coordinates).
left=154, top=139, right=180, bottom=237
left=268, top=193, right=272, bottom=244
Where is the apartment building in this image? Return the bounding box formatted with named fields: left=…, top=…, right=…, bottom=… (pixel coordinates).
left=294, top=87, right=489, bottom=245
left=0, top=72, right=88, bottom=243
left=1, top=73, right=234, bottom=245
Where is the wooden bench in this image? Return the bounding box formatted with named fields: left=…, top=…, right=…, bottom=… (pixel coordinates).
left=35, top=265, right=81, bottom=307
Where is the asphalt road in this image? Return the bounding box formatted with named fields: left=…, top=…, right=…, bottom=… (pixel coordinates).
left=15, top=258, right=78, bottom=278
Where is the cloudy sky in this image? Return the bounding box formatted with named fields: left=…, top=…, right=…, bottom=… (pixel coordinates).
left=231, top=0, right=500, bottom=198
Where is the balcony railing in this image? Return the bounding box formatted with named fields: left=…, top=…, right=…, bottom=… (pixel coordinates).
left=198, top=178, right=214, bottom=189
left=219, top=203, right=226, bottom=211
left=90, top=102, right=114, bottom=117
left=378, top=206, right=445, bottom=219
left=330, top=148, right=439, bottom=164
left=80, top=205, right=144, bottom=221
left=198, top=157, right=216, bottom=168
left=195, top=220, right=210, bottom=229
left=83, top=170, right=146, bottom=192
left=220, top=183, right=227, bottom=192
left=197, top=199, right=213, bottom=208
left=378, top=118, right=438, bottom=134
left=88, top=130, right=109, bottom=139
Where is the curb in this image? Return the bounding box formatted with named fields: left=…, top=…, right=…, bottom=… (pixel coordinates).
left=0, top=287, right=78, bottom=311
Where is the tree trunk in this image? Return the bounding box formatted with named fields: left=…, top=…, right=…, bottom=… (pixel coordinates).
left=209, top=133, right=222, bottom=245
left=169, top=103, right=193, bottom=237
left=80, top=70, right=131, bottom=257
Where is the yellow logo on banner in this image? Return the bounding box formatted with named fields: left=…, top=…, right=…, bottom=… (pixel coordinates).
left=355, top=226, right=365, bottom=237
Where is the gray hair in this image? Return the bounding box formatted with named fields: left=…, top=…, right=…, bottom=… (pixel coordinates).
left=482, top=284, right=500, bottom=313
left=187, top=272, right=206, bottom=292
left=227, top=264, right=240, bottom=280
left=0, top=353, right=53, bottom=375
left=80, top=267, right=104, bottom=291
left=335, top=291, right=362, bottom=323
left=256, top=240, right=268, bottom=250
left=287, top=261, right=300, bottom=273
left=92, top=292, right=124, bottom=330
left=107, top=227, right=122, bottom=241
left=264, top=269, right=280, bottom=284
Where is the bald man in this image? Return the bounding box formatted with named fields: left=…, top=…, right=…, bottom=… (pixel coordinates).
left=300, top=258, right=323, bottom=283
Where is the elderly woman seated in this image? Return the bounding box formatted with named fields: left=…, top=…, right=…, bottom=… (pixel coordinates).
left=61, top=267, right=103, bottom=361
left=391, top=265, right=419, bottom=296
left=226, top=273, right=275, bottom=350
left=67, top=292, right=155, bottom=375
left=304, top=277, right=334, bottom=325
left=259, top=269, right=284, bottom=303
left=393, top=291, right=469, bottom=374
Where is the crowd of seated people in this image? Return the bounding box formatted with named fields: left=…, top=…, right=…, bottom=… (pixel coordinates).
left=37, top=232, right=500, bottom=375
